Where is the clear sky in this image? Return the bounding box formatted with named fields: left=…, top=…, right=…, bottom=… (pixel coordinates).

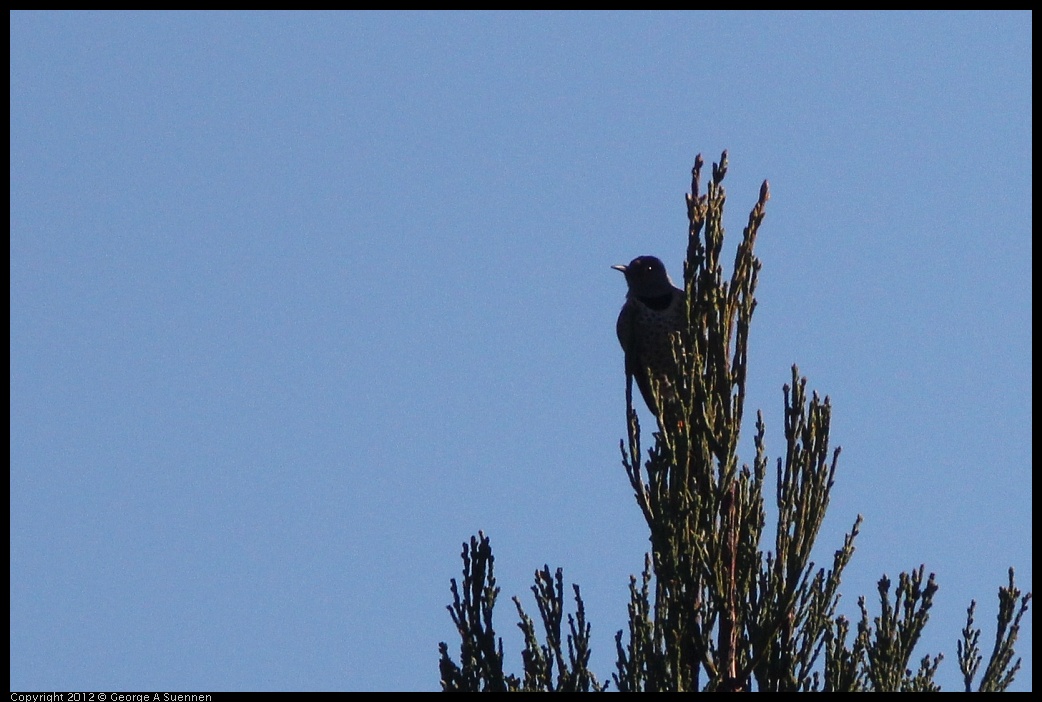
left=10, top=10, right=1031, bottom=692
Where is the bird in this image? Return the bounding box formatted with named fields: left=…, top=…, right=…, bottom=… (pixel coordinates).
left=612, top=255, right=685, bottom=417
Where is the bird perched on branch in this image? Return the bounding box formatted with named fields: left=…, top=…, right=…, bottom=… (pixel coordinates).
left=612, top=255, right=685, bottom=416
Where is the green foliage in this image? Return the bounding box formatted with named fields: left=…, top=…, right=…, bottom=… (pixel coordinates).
left=439, top=533, right=515, bottom=692
left=958, top=568, right=1032, bottom=692
left=438, top=153, right=1030, bottom=692
left=857, top=568, right=941, bottom=692
left=438, top=533, right=605, bottom=692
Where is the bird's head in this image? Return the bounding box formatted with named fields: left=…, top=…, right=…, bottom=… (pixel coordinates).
left=612, top=256, right=676, bottom=298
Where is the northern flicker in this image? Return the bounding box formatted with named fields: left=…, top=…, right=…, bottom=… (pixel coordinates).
left=613, top=255, right=685, bottom=416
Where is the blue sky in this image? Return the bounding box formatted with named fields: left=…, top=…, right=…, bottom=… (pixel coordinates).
left=10, top=11, right=1031, bottom=692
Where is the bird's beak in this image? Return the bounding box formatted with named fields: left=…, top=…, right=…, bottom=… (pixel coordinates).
left=611, top=264, right=627, bottom=273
